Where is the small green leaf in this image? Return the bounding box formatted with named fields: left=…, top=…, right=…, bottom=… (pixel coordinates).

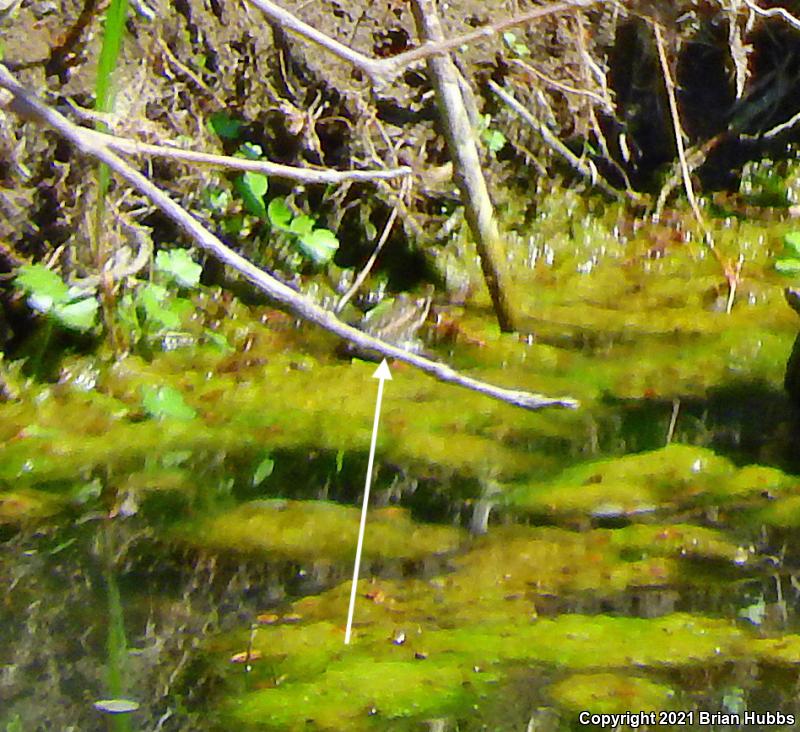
left=204, top=187, right=231, bottom=213
left=235, top=172, right=269, bottom=219
left=775, top=258, right=800, bottom=274
left=336, top=449, right=344, bottom=474
left=483, top=128, right=506, bottom=153
left=289, top=215, right=315, bottom=236
left=139, top=284, right=182, bottom=330
left=208, top=112, right=243, bottom=140
left=4, top=714, right=23, bottom=732
left=237, top=142, right=264, bottom=160
left=155, top=249, right=202, bottom=288
left=141, top=385, right=196, bottom=421
left=52, top=297, right=99, bottom=331
left=784, top=231, right=800, bottom=257
left=267, top=197, right=293, bottom=230
left=253, top=454, right=275, bottom=486
left=298, top=228, right=339, bottom=264
left=117, top=292, right=140, bottom=333
left=16, top=264, right=71, bottom=305
left=222, top=213, right=245, bottom=236
left=70, top=479, right=103, bottom=506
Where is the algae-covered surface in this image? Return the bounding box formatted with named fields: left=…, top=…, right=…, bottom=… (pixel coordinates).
left=5, top=196, right=800, bottom=731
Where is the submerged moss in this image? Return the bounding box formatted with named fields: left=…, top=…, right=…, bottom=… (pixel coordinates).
left=549, top=672, right=676, bottom=714
left=177, top=500, right=463, bottom=563
left=0, top=489, right=63, bottom=524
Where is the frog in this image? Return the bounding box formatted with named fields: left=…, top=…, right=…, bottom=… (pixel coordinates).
left=341, top=287, right=433, bottom=360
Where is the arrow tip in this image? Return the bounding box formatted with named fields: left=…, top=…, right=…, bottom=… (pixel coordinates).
left=372, top=359, right=392, bottom=381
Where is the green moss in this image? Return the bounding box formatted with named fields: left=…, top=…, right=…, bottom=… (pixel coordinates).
left=0, top=489, right=64, bottom=524
left=229, top=658, right=477, bottom=730
left=504, top=444, right=799, bottom=521
left=549, top=672, right=676, bottom=714
left=177, top=501, right=463, bottom=563
left=218, top=609, right=740, bottom=729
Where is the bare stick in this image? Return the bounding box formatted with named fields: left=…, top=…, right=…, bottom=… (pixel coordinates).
left=0, top=66, right=577, bottom=410
left=652, top=23, right=739, bottom=310
left=64, top=121, right=411, bottom=184
left=411, top=0, right=520, bottom=332
left=742, top=0, right=800, bottom=31
left=335, top=178, right=409, bottom=313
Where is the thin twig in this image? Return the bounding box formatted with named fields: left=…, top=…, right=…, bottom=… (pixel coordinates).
left=510, top=58, right=612, bottom=110
left=60, top=116, right=412, bottom=184
left=652, top=22, right=739, bottom=310
left=665, top=397, right=680, bottom=445
left=335, top=177, right=410, bottom=313
left=0, top=65, right=577, bottom=411
left=489, top=79, right=627, bottom=200
left=742, top=0, right=800, bottom=31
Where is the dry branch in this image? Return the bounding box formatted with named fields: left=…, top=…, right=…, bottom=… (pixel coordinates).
left=411, top=0, right=520, bottom=332
left=489, top=80, right=629, bottom=202
left=69, top=124, right=411, bottom=184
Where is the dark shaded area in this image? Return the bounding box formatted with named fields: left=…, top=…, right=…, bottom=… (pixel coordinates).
left=603, top=379, right=800, bottom=474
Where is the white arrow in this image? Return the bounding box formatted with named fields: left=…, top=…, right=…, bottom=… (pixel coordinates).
left=344, top=359, right=392, bottom=644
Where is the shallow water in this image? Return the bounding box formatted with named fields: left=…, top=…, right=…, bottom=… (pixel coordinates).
left=3, top=199, right=800, bottom=730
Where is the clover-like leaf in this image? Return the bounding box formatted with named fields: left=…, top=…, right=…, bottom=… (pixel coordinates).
left=267, top=197, right=293, bottom=231
left=784, top=231, right=800, bottom=258
left=155, top=249, right=202, bottom=288
left=139, top=283, right=181, bottom=330
left=52, top=297, right=99, bottom=332
left=289, top=215, right=315, bottom=237
left=235, top=172, right=269, bottom=219
left=207, top=112, right=243, bottom=140
left=298, top=228, right=339, bottom=265
left=16, top=264, right=70, bottom=307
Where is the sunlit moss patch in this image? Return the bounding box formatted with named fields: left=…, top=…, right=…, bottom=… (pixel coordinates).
left=217, top=605, right=742, bottom=730
left=229, top=656, right=481, bottom=730
left=177, top=500, right=463, bottom=563
left=0, top=489, right=63, bottom=524
left=504, top=444, right=798, bottom=520
left=549, top=672, right=676, bottom=714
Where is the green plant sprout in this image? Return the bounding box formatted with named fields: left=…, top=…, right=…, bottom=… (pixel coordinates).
left=15, top=265, right=99, bottom=332
left=267, top=197, right=339, bottom=265
left=207, top=117, right=339, bottom=265
left=478, top=113, right=507, bottom=155
left=775, top=231, right=800, bottom=275
left=502, top=31, right=530, bottom=57
left=116, top=248, right=229, bottom=353
left=141, top=384, right=197, bottom=421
